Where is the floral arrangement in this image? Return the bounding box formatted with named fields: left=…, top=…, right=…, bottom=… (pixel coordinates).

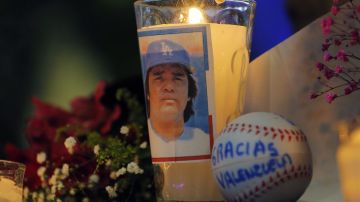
left=311, top=0, right=360, bottom=103
left=4, top=81, right=155, bottom=201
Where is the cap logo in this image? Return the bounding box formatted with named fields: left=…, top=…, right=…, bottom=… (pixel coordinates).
left=161, top=42, right=173, bottom=56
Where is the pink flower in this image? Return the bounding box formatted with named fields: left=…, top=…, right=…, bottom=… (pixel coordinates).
left=316, top=62, right=325, bottom=71
left=336, top=49, right=349, bottom=62
left=324, top=68, right=335, bottom=79
left=325, top=92, right=337, bottom=103
left=331, top=6, right=340, bottom=15
left=313, top=1, right=360, bottom=104
left=334, top=38, right=342, bottom=46
left=321, top=17, right=333, bottom=36
left=323, top=52, right=333, bottom=61
left=344, top=87, right=352, bottom=95
left=344, top=82, right=357, bottom=95
left=350, top=83, right=358, bottom=90
left=322, top=43, right=330, bottom=51
left=335, top=64, right=343, bottom=73
left=350, top=29, right=359, bottom=45
left=356, top=5, right=360, bottom=13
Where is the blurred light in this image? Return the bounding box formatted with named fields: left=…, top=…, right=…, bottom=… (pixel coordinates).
left=188, top=7, right=204, bottom=24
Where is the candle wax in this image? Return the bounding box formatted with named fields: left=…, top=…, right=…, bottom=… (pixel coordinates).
left=0, top=177, right=22, bottom=202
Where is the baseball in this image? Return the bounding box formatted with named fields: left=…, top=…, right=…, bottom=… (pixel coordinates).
left=211, top=112, right=312, bottom=202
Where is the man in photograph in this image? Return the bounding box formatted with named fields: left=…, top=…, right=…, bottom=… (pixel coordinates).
left=144, top=39, right=210, bottom=160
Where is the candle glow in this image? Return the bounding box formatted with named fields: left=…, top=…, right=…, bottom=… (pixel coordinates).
left=188, top=7, right=204, bottom=24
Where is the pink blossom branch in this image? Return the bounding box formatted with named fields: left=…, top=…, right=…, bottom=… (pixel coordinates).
left=316, top=82, right=349, bottom=95
left=347, top=54, right=360, bottom=60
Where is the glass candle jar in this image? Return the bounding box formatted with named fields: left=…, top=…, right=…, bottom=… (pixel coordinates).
left=133, top=0, right=256, bottom=201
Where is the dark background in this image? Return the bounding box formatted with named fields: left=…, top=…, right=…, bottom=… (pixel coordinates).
left=0, top=0, right=332, bottom=158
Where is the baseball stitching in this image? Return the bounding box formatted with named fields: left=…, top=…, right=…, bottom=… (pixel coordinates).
left=226, top=164, right=312, bottom=202
left=220, top=123, right=307, bottom=142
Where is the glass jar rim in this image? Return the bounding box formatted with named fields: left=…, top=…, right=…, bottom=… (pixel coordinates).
left=0, top=160, right=26, bottom=170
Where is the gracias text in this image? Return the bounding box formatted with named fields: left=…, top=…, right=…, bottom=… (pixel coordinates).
left=212, top=140, right=293, bottom=189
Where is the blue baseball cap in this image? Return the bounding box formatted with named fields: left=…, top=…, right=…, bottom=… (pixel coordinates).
left=145, top=39, right=191, bottom=71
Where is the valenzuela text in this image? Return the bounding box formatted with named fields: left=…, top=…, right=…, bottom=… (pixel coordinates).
left=212, top=139, right=293, bottom=189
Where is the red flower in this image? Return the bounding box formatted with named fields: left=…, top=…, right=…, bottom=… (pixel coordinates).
left=3, top=81, right=125, bottom=192
left=26, top=97, right=72, bottom=146
left=31, top=97, right=71, bottom=127
left=69, top=81, right=121, bottom=135
left=26, top=118, right=56, bottom=146
left=4, top=144, right=26, bottom=162
left=23, top=163, right=42, bottom=190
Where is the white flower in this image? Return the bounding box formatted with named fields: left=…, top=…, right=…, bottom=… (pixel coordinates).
left=135, top=168, right=144, bottom=174
left=36, top=152, right=47, bottom=164
left=64, top=137, right=77, bottom=154
left=49, top=167, right=62, bottom=185
left=126, top=162, right=137, bottom=173
left=56, top=199, right=62, bottom=202
left=70, top=188, right=76, bottom=195
left=51, top=185, right=57, bottom=194
left=57, top=181, right=64, bottom=191
left=105, top=186, right=118, bottom=198
left=120, top=126, right=130, bottom=135
left=126, top=162, right=144, bottom=174
left=32, top=192, right=38, bottom=200
left=38, top=192, right=45, bottom=202
left=127, top=162, right=141, bottom=174
left=48, top=174, right=57, bottom=186
left=105, top=160, right=112, bottom=167
left=61, top=164, right=69, bottom=178
left=46, top=193, right=55, bottom=201
left=116, top=167, right=127, bottom=177
left=37, top=166, right=46, bottom=180
left=23, top=187, right=29, bottom=200
left=139, top=141, right=147, bottom=149
left=53, top=168, right=60, bottom=177
left=110, top=171, right=117, bottom=180
left=93, top=144, right=100, bottom=156
left=89, top=174, right=99, bottom=184
left=79, top=182, right=86, bottom=189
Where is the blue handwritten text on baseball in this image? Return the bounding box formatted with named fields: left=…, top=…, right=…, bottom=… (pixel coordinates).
left=212, top=140, right=279, bottom=166
left=212, top=140, right=293, bottom=189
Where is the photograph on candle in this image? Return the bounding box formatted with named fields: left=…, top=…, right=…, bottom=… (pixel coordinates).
left=138, top=27, right=212, bottom=163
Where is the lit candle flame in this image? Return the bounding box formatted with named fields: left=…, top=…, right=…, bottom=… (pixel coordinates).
left=188, top=7, right=204, bottom=24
